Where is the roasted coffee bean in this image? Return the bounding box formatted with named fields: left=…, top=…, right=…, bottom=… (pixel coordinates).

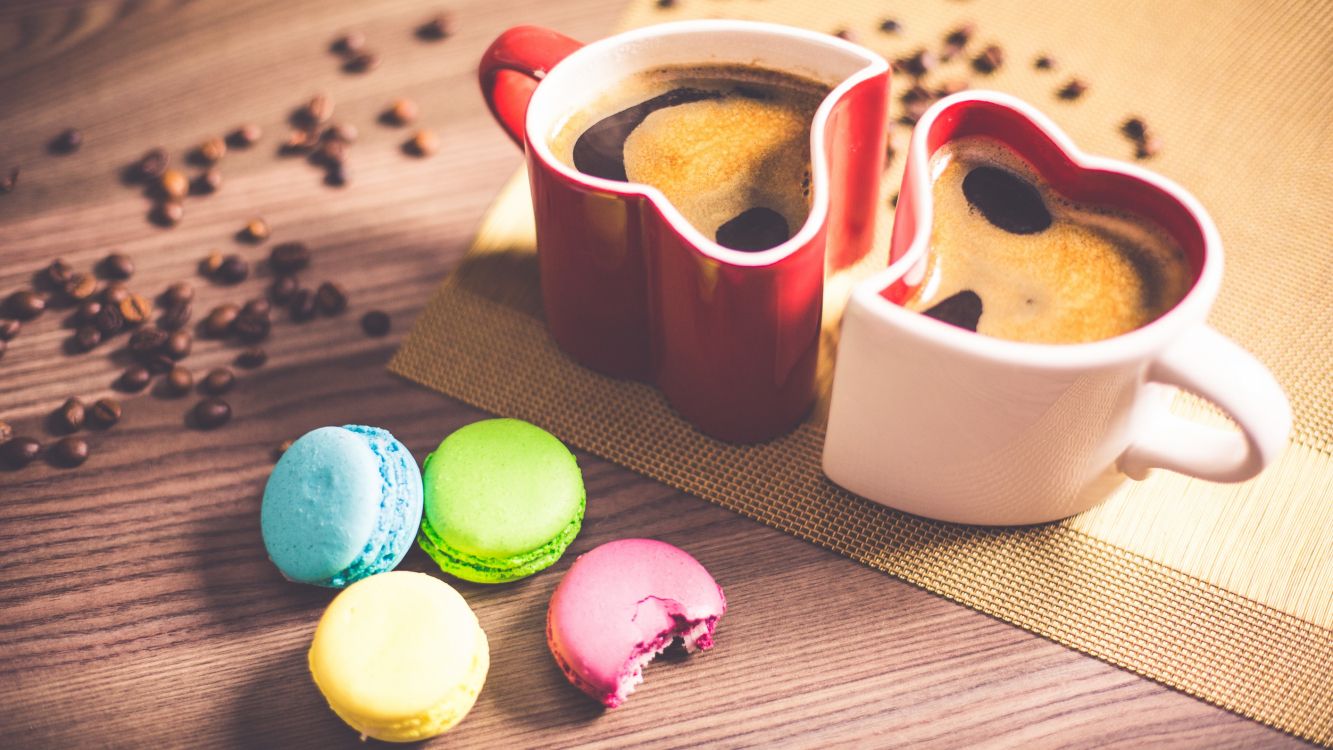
left=325, top=164, right=350, bottom=188
left=193, top=398, right=232, bottom=429
left=1034, top=54, right=1055, bottom=70
left=1058, top=78, right=1088, bottom=100
left=1121, top=117, right=1147, bottom=141
left=417, top=13, right=453, bottom=40
left=42, top=259, right=75, bottom=289
left=0, top=166, right=19, bottom=194
left=878, top=18, right=901, bottom=33
left=269, top=275, right=299, bottom=305
left=1135, top=135, right=1161, bottom=160
left=201, top=252, right=225, bottom=277
left=119, top=294, right=153, bottom=326
left=51, top=436, right=89, bottom=467
left=54, top=397, right=85, bottom=433
left=922, top=289, right=984, bottom=332
left=325, top=123, right=359, bottom=143
left=268, top=243, right=311, bottom=274
left=344, top=50, right=380, bottom=73
left=159, top=169, right=189, bottom=200
left=313, top=139, right=347, bottom=166
left=300, top=94, right=334, bottom=127
left=74, top=325, right=102, bottom=351
left=63, top=272, right=99, bottom=302
left=154, top=200, right=184, bottom=226
left=0, top=419, right=10, bottom=444
left=655, top=0, right=675, bottom=8
left=315, top=282, right=348, bottom=315
left=134, top=148, right=169, bottom=181
left=202, top=304, right=240, bottom=338
left=384, top=97, right=419, bottom=126
left=75, top=300, right=102, bottom=325
left=243, top=217, right=270, bottom=243
left=164, top=329, right=192, bottom=360
left=51, top=128, right=82, bottom=154
left=332, top=30, right=366, bottom=55
left=128, top=326, right=169, bottom=357
left=962, top=166, right=1052, bottom=235
left=361, top=310, right=390, bottom=337
left=192, top=168, right=222, bottom=195
left=241, top=298, right=271, bottom=317
left=0, top=318, right=18, bottom=340
left=229, top=124, right=263, bottom=148
left=282, top=130, right=319, bottom=154
left=896, top=49, right=937, bottom=77
left=2, top=436, right=42, bottom=468
left=973, top=44, right=1005, bottom=74
left=289, top=289, right=317, bottom=322
left=7, top=290, right=46, bottom=320
left=144, top=352, right=176, bottom=374
left=103, top=281, right=131, bottom=305
left=164, top=365, right=194, bottom=396
left=201, top=367, right=236, bottom=395
left=99, top=252, right=135, bottom=280
left=92, top=304, right=123, bottom=335
left=89, top=398, right=121, bottom=428
left=234, top=310, right=271, bottom=343
left=117, top=365, right=152, bottom=392
left=236, top=347, right=268, bottom=369
left=216, top=255, right=250, bottom=285
left=164, top=281, right=194, bottom=306
left=196, top=135, right=227, bottom=163
left=406, top=130, right=440, bottom=157
left=159, top=300, right=192, bottom=331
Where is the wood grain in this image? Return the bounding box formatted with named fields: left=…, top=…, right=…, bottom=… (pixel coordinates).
left=0, top=0, right=1308, bottom=747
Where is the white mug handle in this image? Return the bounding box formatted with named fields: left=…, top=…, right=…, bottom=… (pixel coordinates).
left=1119, top=325, right=1291, bottom=482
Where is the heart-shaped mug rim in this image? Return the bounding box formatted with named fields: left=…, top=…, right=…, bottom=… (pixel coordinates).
left=855, top=90, right=1225, bottom=370
left=521, top=20, right=890, bottom=269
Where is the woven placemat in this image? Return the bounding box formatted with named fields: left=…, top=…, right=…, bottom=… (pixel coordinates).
left=392, top=0, right=1333, bottom=743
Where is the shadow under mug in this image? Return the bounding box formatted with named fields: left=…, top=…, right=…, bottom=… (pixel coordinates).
left=823, top=91, right=1292, bottom=525
left=479, top=21, right=890, bottom=443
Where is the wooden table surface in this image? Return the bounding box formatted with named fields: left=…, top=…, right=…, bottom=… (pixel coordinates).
left=0, top=1, right=1306, bottom=747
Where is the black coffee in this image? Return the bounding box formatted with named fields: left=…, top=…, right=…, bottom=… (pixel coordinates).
left=551, top=64, right=831, bottom=251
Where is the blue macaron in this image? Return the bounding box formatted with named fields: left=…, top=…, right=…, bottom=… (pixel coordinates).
left=261, top=425, right=423, bottom=588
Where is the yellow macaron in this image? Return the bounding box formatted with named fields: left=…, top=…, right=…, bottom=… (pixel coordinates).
left=308, top=571, right=489, bottom=742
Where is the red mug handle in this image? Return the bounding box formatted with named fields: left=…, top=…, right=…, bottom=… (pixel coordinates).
left=479, top=26, right=585, bottom=148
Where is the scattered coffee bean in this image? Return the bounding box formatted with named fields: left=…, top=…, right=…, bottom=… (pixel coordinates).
left=241, top=298, right=271, bottom=317
left=962, top=166, right=1052, bottom=234
left=236, top=347, right=268, bottom=369
left=143, top=352, right=176, bottom=374
left=234, top=309, right=271, bottom=343
left=922, top=289, right=984, bottom=332
left=332, top=30, right=366, bottom=56
left=282, top=130, right=319, bottom=155
left=385, top=98, right=418, bottom=126
left=833, top=28, right=858, bottom=42
left=300, top=94, right=335, bottom=127
left=1057, top=78, right=1088, bottom=100
left=99, top=252, right=135, bottom=280
left=0, top=166, right=18, bottom=194
left=193, top=398, right=232, bottom=429
left=154, top=200, right=184, bottom=226
left=361, top=310, right=390, bottom=337
left=942, top=23, right=975, bottom=60
left=192, top=168, right=223, bottom=195
left=325, top=123, right=359, bottom=143
left=315, top=282, right=348, bottom=315
left=268, top=242, right=311, bottom=274
left=897, top=49, right=937, bottom=77
left=313, top=138, right=347, bottom=167
left=54, top=397, right=85, bottom=433
left=216, top=255, right=250, bottom=285
left=164, top=329, right=192, bottom=359
left=159, top=300, right=192, bottom=331
left=202, top=304, right=240, bottom=337
left=406, top=130, right=440, bottom=157
left=2, top=436, right=42, bottom=468
left=51, top=128, right=82, bottom=154
left=0, top=420, right=10, bottom=444
left=325, top=164, right=350, bottom=188
left=89, top=398, right=121, bottom=428
left=344, top=50, right=381, bottom=73
left=92, top=304, right=124, bottom=335
left=75, top=300, right=102, bottom=325
left=973, top=44, right=1005, bottom=74
left=1121, top=117, right=1147, bottom=141
left=103, top=282, right=131, bottom=305
left=133, top=148, right=169, bottom=181
left=128, top=326, right=169, bottom=358
left=656, top=0, right=676, bottom=7
left=165, top=365, right=194, bottom=396
left=243, top=217, right=271, bottom=243
left=42, top=258, right=75, bottom=289
left=417, top=13, right=453, bottom=40
left=201, top=252, right=225, bottom=277
left=1135, top=135, right=1161, bottom=160
left=1034, top=54, right=1055, bottom=70
left=63, top=273, right=99, bottom=302
left=229, top=124, right=263, bottom=148
left=163, top=281, right=194, bottom=306
left=51, top=436, right=89, bottom=468
left=196, top=135, right=227, bottom=164
left=0, top=318, right=19, bottom=340
left=289, top=289, right=317, bottom=322
left=201, top=367, right=236, bottom=395
left=274, top=438, right=293, bottom=461
left=117, top=365, right=152, bottom=392
left=878, top=18, right=901, bottom=34
left=74, top=325, right=102, bottom=352
left=269, top=275, right=299, bottom=305
left=159, top=169, right=189, bottom=200
left=119, top=293, right=153, bottom=326
left=7, top=290, right=46, bottom=320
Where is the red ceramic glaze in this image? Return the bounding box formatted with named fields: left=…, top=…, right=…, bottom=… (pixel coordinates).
left=479, top=22, right=890, bottom=442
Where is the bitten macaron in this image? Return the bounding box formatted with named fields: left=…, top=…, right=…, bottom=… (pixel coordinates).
left=261, top=425, right=423, bottom=588
left=418, top=418, right=584, bottom=583
left=309, top=571, right=490, bottom=742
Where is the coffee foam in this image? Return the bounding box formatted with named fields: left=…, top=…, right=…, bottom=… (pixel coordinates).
left=907, top=136, right=1193, bottom=344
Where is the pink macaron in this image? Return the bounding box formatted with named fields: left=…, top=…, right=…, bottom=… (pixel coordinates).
left=546, top=539, right=726, bottom=708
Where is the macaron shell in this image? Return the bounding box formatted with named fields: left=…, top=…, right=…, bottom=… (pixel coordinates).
left=547, top=539, right=726, bottom=707
left=262, top=426, right=382, bottom=584
left=309, top=571, right=489, bottom=742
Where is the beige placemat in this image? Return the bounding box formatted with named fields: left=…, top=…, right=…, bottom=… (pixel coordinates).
left=392, top=0, right=1333, bottom=743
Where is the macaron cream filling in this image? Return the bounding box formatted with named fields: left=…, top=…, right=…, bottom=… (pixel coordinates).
left=417, top=501, right=583, bottom=582
left=326, top=425, right=420, bottom=587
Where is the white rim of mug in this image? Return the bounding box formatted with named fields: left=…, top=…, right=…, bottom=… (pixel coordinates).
left=524, top=19, right=890, bottom=269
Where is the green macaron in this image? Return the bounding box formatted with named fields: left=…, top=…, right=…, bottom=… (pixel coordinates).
left=418, top=418, right=584, bottom=583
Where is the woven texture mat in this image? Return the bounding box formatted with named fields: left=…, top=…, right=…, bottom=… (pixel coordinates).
left=391, top=0, right=1333, bottom=743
